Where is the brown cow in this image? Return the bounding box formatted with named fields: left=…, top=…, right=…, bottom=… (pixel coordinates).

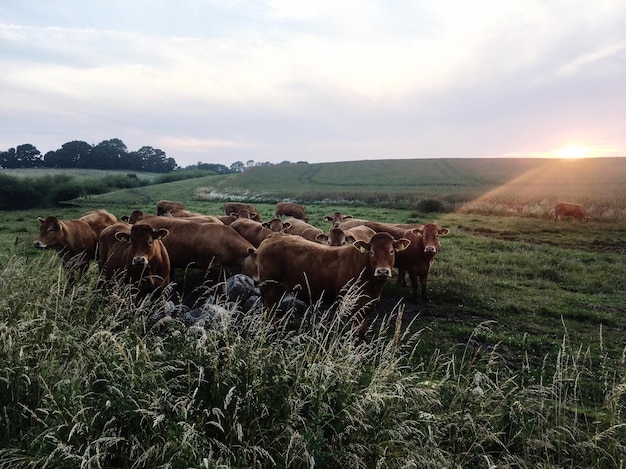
left=553, top=202, right=590, bottom=222
left=316, top=226, right=376, bottom=246
left=223, top=202, right=262, bottom=222
left=337, top=219, right=449, bottom=304
left=257, top=232, right=410, bottom=337
left=275, top=201, right=309, bottom=222
left=282, top=217, right=324, bottom=242
left=156, top=200, right=186, bottom=216
left=230, top=217, right=286, bottom=248
left=134, top=216, right=257, bottom=279
left=396, top=223, right=450, bottom=304
left=324, top=212, right=353, bottom=228
left=99, top=222, right=170, bottom=295
left=34, top=210, right=117, bottom=279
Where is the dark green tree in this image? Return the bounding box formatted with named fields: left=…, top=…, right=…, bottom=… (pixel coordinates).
left=44, top=141, right=92, bottom=168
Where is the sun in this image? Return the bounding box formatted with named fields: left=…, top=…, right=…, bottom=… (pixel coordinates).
left=555, top=144, right=590, bottom=159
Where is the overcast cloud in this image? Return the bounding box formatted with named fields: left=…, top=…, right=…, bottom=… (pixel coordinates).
left=1, top=0, right=625, bottom=167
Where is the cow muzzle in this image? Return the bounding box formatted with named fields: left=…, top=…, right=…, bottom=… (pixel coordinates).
left=132, top=257, right=148, bottom=266
left=373, top=267, right=392, bottom=278
left=33, top=240, right=46, bottom=249
left=424, top=246, right=437, bottom=254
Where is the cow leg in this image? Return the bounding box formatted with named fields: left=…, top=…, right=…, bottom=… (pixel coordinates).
left=407, top=270, right=420, bottom=304
left=396, top=268, right=407, bottom=286
left=420, top=274, right=430, bottom=302
left=259, top=281, right=286, bottom=315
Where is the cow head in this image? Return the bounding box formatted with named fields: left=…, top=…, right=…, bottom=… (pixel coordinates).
left=115, top=224, right=169, bottom=266
left=263, top=217, right=285, bottom=232
left=354, top=232, right=410, bottom=279
left=317, top=227, right=356, bottom=246
left=411, top=223, right=450, bottom=254
left=34, top=216, right=64, bottom=249
left=324, top=212, right=353, bottom=228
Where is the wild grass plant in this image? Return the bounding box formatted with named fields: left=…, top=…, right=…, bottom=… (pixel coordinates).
left=1, top=255, right=625, bottom=468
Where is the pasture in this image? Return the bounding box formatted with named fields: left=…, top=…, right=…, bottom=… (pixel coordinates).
left=1, top=158, right=625, bottom=467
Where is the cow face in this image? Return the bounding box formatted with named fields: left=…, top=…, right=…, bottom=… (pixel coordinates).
left=115, top=225, right=168, bottom=266
left=34, top=216, right=63, bottom=249
left=354, top=232, right=411, bottom=279
left=412, top=223, right=449, bottom=254
left=264, top=218, right=285, bottom=232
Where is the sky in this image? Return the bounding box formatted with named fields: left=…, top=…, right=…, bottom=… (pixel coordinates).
left=1, top=0, right=626, bottom=168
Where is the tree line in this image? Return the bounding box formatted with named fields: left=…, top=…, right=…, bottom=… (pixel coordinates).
left=0, top=139, right=177, bottom=173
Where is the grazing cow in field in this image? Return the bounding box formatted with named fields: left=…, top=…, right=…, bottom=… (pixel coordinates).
left=134, top=216, right=258, bottom=279
left=256, top=232, right=410, bottom=337
left=324, top=212, right=353, bottom=228
left=275, top=201, right=309, bottom=222
left=553, top=202, right=590, bottom=223
left=223, top=202, right=262, bottom=222
left=99, top=222, right=170, bottom=295
left=156, top=200, right=186, bottom=216
left=316, top=225, right=376, bottom=246
left=33, top=210, right=117, bottom=279
left=337, top=219, right=449, bottom=304
left=230, top=217, right=286, bottom=247
left=166, top=208, right=203, bottom=217
left=282, top=217, right=324, bottom=242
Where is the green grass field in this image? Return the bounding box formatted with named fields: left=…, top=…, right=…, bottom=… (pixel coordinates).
left=1, top=158, right=625, bottom=467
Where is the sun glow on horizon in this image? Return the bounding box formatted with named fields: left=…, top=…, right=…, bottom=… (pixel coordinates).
left=555, top=144, right=590, bottom=159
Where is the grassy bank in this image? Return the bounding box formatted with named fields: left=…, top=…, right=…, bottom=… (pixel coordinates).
left=1, top=255, right=625, bottom=468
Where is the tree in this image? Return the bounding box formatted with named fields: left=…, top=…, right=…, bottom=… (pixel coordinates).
left=230, top=161, right=245, bottom=173
left=44, top=141, right=92, bottom=168
left=15, top=144, right=42, bottom=167
left=89, top=138, right=128, bottom=169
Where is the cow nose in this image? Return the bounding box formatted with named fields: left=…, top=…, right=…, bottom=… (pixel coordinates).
left=374, top=267, right=392, bottom=278
left=132, top=257, right=148, bottom=266
left=424, top=246, right=436, bottom=253
left=33, top=241, right=46, bottom=248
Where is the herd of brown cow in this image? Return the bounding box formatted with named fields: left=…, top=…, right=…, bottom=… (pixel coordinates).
left=33, top=199, right=588, bottom=337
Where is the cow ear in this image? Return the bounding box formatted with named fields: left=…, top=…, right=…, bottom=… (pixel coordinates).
left=411, top=227, right=424, bottom=235
left=115, top=232, right=131, bottom=243
left=261, top=222, right=270, bottom=228
left=324, top=216, right=332, bottom=222
left=344, top=215, right=353, bottom=220
left=38, top=217, right=45, bottom=224
left=247, top=247, right=256, bottom=257
left=394, top=238, right=411, bottom=252
left=439, top=227, right=450, bottom=236
left=120, top=215, right=130, bottom=223
left=154, top=228, right=169, bottom=240
left=353, top=240, right=369, bottom=253
left=283, top=222, right=292, bottom=230
left=315, top=234, right=328, bottom=244
left=345, top=235, right=356, bottom=244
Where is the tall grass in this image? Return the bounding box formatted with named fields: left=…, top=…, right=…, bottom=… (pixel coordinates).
left=1, top=256, right=625, bottom=468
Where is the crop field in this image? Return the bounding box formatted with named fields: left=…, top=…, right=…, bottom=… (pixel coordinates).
left=1, top=158, right=625, bottom=467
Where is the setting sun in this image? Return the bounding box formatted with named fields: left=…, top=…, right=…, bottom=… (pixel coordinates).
left=555, top=144, right=590, bottom=159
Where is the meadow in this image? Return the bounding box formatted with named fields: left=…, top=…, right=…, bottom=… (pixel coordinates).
left=0, top=158, right=625, bottom=467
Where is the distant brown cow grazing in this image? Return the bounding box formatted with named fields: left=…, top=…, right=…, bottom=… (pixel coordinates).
left=99, top=222, right=170, bottom=295
left=275, top=202, right=309, bottom=222
left=34, top=210, right=117, bottom=280
left=120, top=209, right=146, bottom=224
left=316, top=226, right=376, bottom=246
left=257, top=232, right=410, bottom=337
left=282, top=217, right=324, bottom=242
left=223, top=202, right=262, bottom=222
left=230, top=217, right=286, bottom=248
left=166, top=208, right=204, bottom=217
left=156, top=200, right=186, bottom=216
left=324, top=212, right=353, bottom=228
left=134, top=216, right=257, bottom=279
left=553, top=202, right=590, bottom=223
